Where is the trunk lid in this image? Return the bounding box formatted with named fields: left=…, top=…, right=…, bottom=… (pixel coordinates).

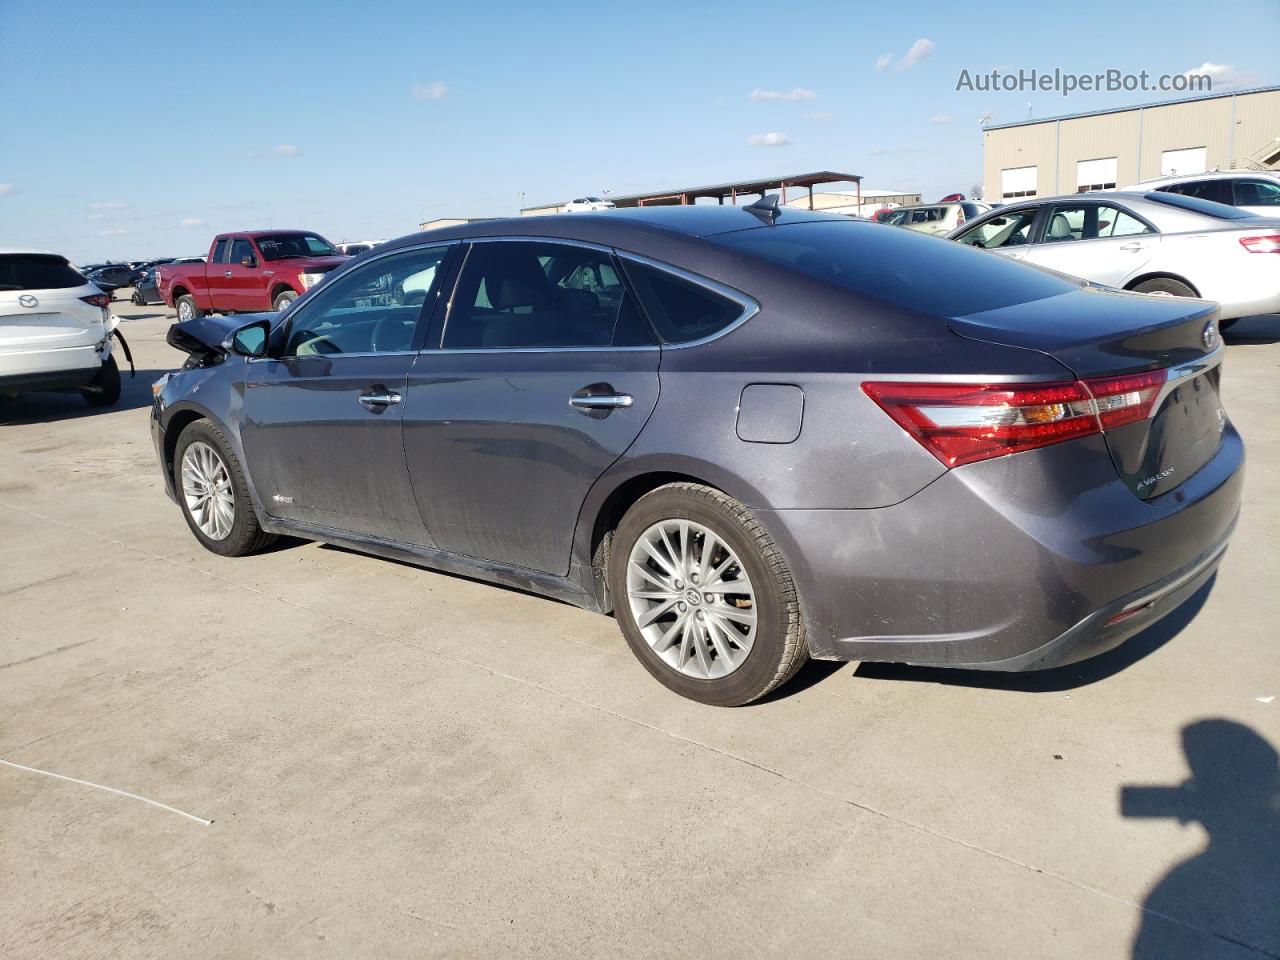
left=949, top=285, right=1226, bottom=500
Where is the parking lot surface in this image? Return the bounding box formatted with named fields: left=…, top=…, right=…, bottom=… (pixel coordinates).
left=2, top=300, right=1277, bottom=959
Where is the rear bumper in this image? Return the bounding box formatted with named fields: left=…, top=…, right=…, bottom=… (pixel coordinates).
left=0, top=342, right=106, bottom=380
left=760, top=424, right=1244, bottom=670
left=0, top=363, right=102, bottom=394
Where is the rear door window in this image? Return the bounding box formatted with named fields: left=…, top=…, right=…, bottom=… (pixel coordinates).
left=212, top=238, right=230, bottom=263
left=0, top=254, right=85, bottom=290
left=443, top=242, right=652, bottom=349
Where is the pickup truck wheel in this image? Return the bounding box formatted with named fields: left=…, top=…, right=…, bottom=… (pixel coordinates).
left=273, top=290, right=298, bottom=311
left=176, top=294, right=205, bottom=322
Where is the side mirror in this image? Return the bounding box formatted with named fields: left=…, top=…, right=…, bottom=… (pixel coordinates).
left=227, top=319, right=271, bottom=358
left=240, top=256, right=256, bottom=268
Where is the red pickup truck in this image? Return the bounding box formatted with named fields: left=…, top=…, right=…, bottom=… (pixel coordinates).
left=158, top=231, right=348, bottom=320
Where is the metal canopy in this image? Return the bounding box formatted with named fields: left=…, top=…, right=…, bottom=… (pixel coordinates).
left=523, top=170, right=863, bottom=212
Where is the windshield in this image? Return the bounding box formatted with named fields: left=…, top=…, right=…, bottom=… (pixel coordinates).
left=1142, top=192, right=1257, bottom=220
left=713, top=219, right=1078, bottom=316
left=254, top=233, right=340, bottom=260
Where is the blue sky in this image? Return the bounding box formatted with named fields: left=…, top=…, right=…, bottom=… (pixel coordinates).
left=1, top=0, right=1276, bottom=262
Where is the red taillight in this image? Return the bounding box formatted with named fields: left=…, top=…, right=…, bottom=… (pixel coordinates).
left=862, top=370, right=1168, bottom=468
left=80, top=293, right=111, bottom=308
left=1239, top=234, right=1280, bottom=253
left=1081, top=369, right=1164, bottom=430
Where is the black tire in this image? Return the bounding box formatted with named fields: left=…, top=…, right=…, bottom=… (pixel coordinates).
left=609, top=482, right=807, bottom=706
left=1131, top=277, right=1197, bottom=298
left=272, top=289, right=298, bottom=312
left=175, top=294, right=205, bottom=321
left=131, top=291, right=143, bottom=306
left=172, top=418, right=276, bottom=557
left=83, top=355, right=121, bottom=407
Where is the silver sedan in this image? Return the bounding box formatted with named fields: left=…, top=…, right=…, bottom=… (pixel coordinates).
left=949, top=191, right=1280, bottom=325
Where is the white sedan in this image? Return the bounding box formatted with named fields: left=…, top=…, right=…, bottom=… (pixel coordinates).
left=563, top=196, right=616, bottom=212
left=949, top=192, right=1280, bottom=327
left=0, top=249, right=122, bottom=405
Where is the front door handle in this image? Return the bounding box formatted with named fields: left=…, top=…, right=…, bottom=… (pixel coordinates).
left=570, top=394, right=633, bottom=411
left=359, top=391, right=402, bottom=409
left=1119, top=242, right=1145, bottom=252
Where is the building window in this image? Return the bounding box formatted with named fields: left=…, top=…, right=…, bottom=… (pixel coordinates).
left=1161, top=146, right=1207, bottom=177
left=1076, top=157, right=1118, bottom=193
left=1001, top=165, right=1037, bottom=199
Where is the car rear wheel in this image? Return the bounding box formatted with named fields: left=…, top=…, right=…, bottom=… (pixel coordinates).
left=273, top=290, right=298, bottom=311
left=1131, top=277, right=1197, bottom=299
left=83, top=355, right=121, bottom=407
left=131, top=291, right=143, bottom=306
left=174, top=419, right=275, bottom=557
left=175, top=294, right=205, bottom=322
left=609, top=482, right=807, bottom=706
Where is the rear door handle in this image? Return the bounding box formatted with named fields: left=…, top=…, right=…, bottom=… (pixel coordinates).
left=359, top=391, right=402, bottom=409
left=224, top=270, right=233, bottom=277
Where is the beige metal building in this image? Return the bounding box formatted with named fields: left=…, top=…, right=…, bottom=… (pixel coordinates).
left=983, top=85, right=1280, bottom=201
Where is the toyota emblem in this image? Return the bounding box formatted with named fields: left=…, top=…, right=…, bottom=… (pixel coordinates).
left=17, top=294, right=39, bottom=308
left=1202, top=320, right=1218, bottom=349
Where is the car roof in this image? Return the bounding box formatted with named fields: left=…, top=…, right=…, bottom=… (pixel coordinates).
left=1136, top=170, right=1278, bottom=185
left=382, top=205, right=849, bottom=253
left=0, top=247, right=60, bottom=256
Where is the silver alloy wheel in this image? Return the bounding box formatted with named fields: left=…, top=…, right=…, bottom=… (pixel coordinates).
left=626, top=518, right=757, bottom=680
left=181, top=441, right=235, bottom=540
left=177, top=298, right=193, bottom=321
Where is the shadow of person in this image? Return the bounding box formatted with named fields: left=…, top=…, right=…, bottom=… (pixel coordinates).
left=1124, top=719, right=1280, bottom=958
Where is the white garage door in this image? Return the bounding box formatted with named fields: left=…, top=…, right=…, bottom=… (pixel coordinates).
left=1001, top=166, right=1038, bottom=198
left=1076, top=157, right=1118, bottom=192
left=1161, top=147, right=1207, bottom=176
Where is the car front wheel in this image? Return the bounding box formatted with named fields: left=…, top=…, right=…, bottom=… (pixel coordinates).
left=174, top=419, right=275, bottom=557
left=609, top=482, right=808, bottom=706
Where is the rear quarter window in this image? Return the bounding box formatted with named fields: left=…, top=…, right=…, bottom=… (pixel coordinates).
left=622, top=260, right=747, bottom=344
left=713, top=219, right=1079, bottom=316
left=0, top=254, right=86, bottom=290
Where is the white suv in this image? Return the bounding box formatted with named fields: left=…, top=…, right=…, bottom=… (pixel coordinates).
left=0, top=249, right=122, bottom=406
left=1125, top=171, right=1280, bottom=216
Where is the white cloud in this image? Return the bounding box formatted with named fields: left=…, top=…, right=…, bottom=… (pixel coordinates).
left=273, top=144, right=300, bottom=156
left=929, top=114, right=951, bottom=124
left=900, top=38, right=936, bottom=70
left=180, top=217, right=206, bottom=227
left=90, top=200, right=127, bottom=210
left=1182, top=61, right=1247, bottom=90
left=98, top=228, right=127, bottom=236
left=0, top=183, right=13, bottom=195
left=411, top=81, right=449, bottom=101
left=874, top=54, right=893, bottom=72
left=805, top=111, right=832, bottom=121
left=748, top=87, right=816, bottom=102
left=748, top=132, right=792, bottom=147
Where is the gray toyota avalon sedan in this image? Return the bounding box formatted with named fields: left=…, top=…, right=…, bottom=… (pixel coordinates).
left=151, top=203, right=1243, bottom=705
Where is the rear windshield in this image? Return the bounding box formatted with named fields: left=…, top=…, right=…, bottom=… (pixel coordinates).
left=0, top=254, right=86, bottom=291
left=712, top=220, right=1078, bottom=316
left=1142, top=192, right=1257, bottom=220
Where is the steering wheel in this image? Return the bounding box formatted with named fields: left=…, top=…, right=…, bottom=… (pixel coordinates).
left=371, top=313, right=412, bottom=353
left=291, top=330, right=341, bottom=355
